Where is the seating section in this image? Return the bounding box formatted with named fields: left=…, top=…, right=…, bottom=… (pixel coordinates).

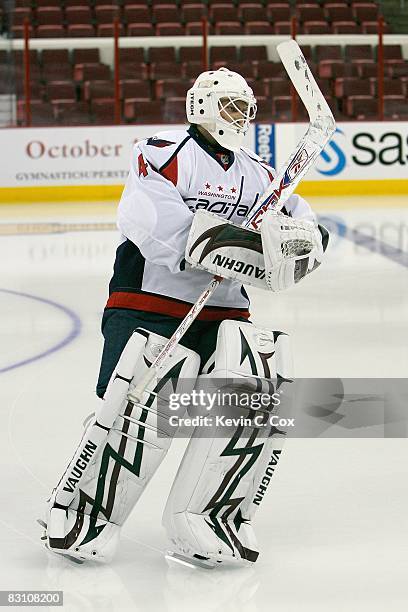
left=4, top=0, right=391, bottom=38
left=8, top=41, right=408, bottom=126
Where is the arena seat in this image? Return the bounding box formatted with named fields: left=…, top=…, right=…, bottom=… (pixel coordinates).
left=346, top=96, right=378, bottom=119
left=156, top=23, right=185, bottom=35
left=47, top=81, right=77, bottom=104
left=210, top=46, right=239, bottom=64
left=125, top=99, right=162, bottom=123
left=240, top=45, right=268, bottom=62
left=83, top=79, right=115, bottom=102
left=121, top=79, right=152, bottom=102
left=244, top=22, right=274, bottom=34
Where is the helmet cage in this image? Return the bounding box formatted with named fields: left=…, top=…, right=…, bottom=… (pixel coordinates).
left=216, top=93, right=257, bottom=135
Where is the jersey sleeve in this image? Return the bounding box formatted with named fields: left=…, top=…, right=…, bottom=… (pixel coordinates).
left=117, top=138, right=193, bottom=274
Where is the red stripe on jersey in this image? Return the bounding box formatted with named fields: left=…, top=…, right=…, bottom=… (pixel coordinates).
left=160, top=156, right=178, bottom=186
left=106, top=291, right=250, bottom=321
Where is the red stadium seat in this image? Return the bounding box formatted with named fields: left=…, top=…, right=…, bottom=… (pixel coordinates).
left=345, top=44, right=374, bottom=64
left=149, top=46, right=176, bottom=63
left=11, top=25, right=34, bottom=38
left=98, top=24, right=126, bottom=36
left=94, top=5, right=120, bottom=24
left=121, top=79, right=151, bottom=101
left=83, top=80, right=115, bottom=102
left=316, top=45, right=342, bottom=62
left=67, top=24, right=96, bottom=37
left=163, top=97, right=187, bottom=123
left=65, top=7, right=92, bottom=25
left=150, top=62, right=182, bottom=80
left=73, top=48, right=100, bottom=65
left=47, top=81, right=76, bottom=103
left=267, top=4, right=291, bottom=22
left=333, top=21, right=360, bottom=33
left=361, top=21, right=391, bottom=34
left=127, top=24, right=155, bottom=36
left=36, top=0, right=62, bottom=5
left=240, top=45, right=268, bottom=62
left=255, top=98, right=273, bottom=122
left=42, top=62, right=73, bottom=82
left=371, top=78, right=405, bottom=97
left=266, top=77, right=291, bottom=97
left=18, top=100, right=56, bottom=126
left=303, top=21, right=330, bottom=33
left=239, top=5, right=267, bottom=22
left=320, top=62, right=359, bottom=79
left=274, top=21, right=291, bottom=33
left=334, top=76, right=371, bottom=98
left=210, top=46, right=238, bottom=64
left=383, top=98, right=408, bottom=120
left=64, top=0, right=92, bottom=5
left=179, top=47, right=202, bottom=63
left=185, top=22, right=215, bottom=35
left=152, top=5, right=181, bottom=23
left=210, top=4, right=239, bottom=22
left=215, top=22, right=244, bottom=34
left=156, top=23, right=185, bottom=35
left=123, top=6, right=151, bottom=24
left=54, top=101, right=91, bottom=125
left=36, top=7, right=63, bottom=25
left=181, top=5, right=207, bottom=22
left=181, top=61, right=204, bottom=79
left=120, top=48, right=145, bottom=64
left=125, top=99, right=162, bottom=123
left=257, top=61, right=285, bottom=80
left=36, top=25, right=66, bottom=37
left=244, top=22, right=274, bottom=35
left=155, top=79, right=189, bottom=99
left=296, top=4, right=325, bottom=22
left=352, top=2, right=378, bottom=22
left=324, top=3, right=354, bottom=22
left=346, top=96, right=377, bottom=119
left=74, top=63, right=111, bottom=82
left=91, top=100, right=115, bottom=125
left=272, top=96, right=292, bottom=121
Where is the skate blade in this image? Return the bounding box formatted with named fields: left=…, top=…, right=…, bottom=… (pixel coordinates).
left=45, top=543, right=85, bottom=564
left=165, top=550, right=215, bottom=570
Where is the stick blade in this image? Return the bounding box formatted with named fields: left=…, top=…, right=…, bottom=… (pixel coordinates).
left=277, top=40, right=334, bottom=124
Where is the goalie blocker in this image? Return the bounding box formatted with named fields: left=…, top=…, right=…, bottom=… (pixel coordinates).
left=186, top=209, right=329, bottom=291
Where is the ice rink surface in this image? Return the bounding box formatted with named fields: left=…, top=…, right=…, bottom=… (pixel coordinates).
left=0, top=195, right=407, bottom=611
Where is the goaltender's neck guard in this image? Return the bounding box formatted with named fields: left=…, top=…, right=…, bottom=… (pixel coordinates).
left=188, top=124, right=235, bottom=171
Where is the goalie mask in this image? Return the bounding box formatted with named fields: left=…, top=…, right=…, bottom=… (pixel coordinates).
left=186, top=67, right=257, bottom=151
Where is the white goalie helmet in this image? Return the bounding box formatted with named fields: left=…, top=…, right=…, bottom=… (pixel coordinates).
left=186, top=67, right=257, bottom=151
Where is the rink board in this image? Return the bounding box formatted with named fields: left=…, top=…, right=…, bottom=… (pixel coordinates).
left=1, top=121, right=407, bottom=202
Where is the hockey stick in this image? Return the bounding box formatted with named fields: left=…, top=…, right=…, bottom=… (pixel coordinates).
left=128, top=40, right=335, bottom=404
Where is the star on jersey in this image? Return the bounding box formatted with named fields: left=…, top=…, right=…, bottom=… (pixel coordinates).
left=218, top=185, right=223, bottom=192
left=205, top=182, right=211, bottom=189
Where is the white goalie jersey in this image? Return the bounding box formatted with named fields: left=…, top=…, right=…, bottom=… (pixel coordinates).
left=108, top=125, right=316, bottom=317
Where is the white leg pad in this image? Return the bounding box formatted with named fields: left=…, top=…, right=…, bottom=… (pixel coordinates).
left=46, top=328, right=200, bottom=562
left=162, top=320, right=292, bottom=567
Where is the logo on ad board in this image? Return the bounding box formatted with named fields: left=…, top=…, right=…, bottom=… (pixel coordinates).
left=255, top=124, right=275, bottom=167
left=316, top=128, right=346, bottom=176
